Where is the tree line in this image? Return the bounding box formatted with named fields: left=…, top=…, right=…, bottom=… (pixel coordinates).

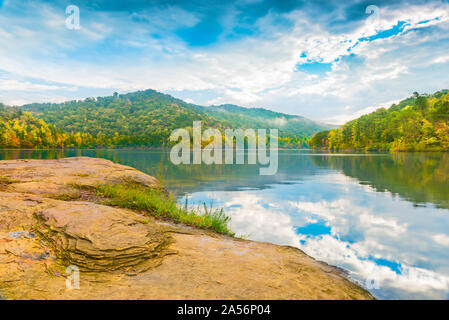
left=0, top=89, right=311, bottom=149
left=310, top=90, right=449, bottom=151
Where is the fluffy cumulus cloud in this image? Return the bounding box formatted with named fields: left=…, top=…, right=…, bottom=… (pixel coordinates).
left=1, top=0, right=449, bottom=123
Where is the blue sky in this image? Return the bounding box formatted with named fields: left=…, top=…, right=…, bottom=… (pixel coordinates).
left=0, top=0, right=449, bottom=124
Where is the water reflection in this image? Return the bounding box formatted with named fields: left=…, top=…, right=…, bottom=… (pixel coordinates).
left=312, top=152, right=449, bottom=209
left=0, top=149, right=448, bottom=299
left=186, top=172, right=449, bottom=299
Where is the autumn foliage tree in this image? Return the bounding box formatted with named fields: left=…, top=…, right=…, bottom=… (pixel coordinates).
left=309, top=90, right=449, bottom=151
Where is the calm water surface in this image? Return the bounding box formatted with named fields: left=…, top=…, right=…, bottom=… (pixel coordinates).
left=1, top=149, right=448, bottom=299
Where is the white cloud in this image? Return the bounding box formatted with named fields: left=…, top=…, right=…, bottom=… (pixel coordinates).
left=289, top=198, right=408, bottom=238
left=302, top=234, right=449, bottom=296
left=322, top=99, right=401, bottom=125
left=222, top=192, right=300, bottom=246
left=433, top=234, right=449, bottom=247
left=183, top=98, right=195, bottom=104
left=0, top=0, right=449, bottom=123
left=431, top=55, right=449, bottom=64
left=0, top=79, right=73, bottom=91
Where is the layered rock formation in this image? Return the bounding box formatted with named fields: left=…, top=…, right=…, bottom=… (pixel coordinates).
left=0, top=157, right=373, bottom=299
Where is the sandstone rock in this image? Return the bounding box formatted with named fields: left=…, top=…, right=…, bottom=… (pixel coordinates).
left=35, top=202, right=174, bottom=273
left=0, top=157, right=158, bottom=197
left=0, top=157, right=374, bottom=300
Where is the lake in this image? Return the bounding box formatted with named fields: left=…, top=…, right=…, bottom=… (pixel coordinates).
left=0, top=149, right=448, bottom=299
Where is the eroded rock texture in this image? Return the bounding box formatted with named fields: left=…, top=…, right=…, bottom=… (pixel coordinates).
left=35, top=202, right=174, bottom=273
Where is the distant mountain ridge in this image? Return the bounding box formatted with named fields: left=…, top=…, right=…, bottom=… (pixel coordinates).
left=201, top=104, right=335, bottom=137
left=3, top=89, right=334, bottom=148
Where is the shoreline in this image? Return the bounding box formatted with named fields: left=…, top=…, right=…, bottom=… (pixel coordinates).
left=0, top=146, right=447, bottom=153
left=310, top=147, right=449, bottom=153
left=0, top=157, right=374, bottom=300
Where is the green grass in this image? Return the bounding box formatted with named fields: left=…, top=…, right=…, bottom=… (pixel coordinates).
left=93, top=183, right=234, bottom=236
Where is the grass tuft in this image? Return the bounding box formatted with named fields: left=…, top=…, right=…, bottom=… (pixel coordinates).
left=93, top=183, right=234, bottom=236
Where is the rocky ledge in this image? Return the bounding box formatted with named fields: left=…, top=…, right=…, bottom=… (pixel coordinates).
left=0, top=157, right=373, bottom=299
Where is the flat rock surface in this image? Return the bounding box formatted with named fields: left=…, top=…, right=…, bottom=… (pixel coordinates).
left=0, top=157, right=373, bottom=299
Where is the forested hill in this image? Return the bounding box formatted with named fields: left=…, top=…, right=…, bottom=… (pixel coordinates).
left=22, top=90, right=225, bottom=147
left=195, top=104, right=335, bottom=137
left=18, top=89, right=331, bottom=148
left=310, top=90, right=449, bottom=151
left=0, top=104, right=71, bottom=148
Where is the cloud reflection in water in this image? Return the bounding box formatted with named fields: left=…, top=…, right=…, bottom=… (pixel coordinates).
left=186, top=172, right=449, bottom=299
